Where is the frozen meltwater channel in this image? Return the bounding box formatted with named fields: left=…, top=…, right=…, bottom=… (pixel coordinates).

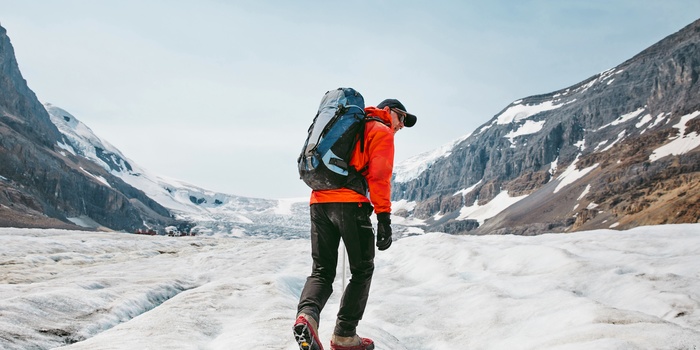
left=1, top=225, right=700, bottom=349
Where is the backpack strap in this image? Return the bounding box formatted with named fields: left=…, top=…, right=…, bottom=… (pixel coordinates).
left=359, top=117, right=390, bottom=153
left=342, top=116, right=389, bottom=195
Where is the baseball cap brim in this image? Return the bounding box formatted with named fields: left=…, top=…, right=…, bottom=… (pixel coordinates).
left=403, top=113, right=417, bottom=127
left=392, top=107, right=416, bottom=128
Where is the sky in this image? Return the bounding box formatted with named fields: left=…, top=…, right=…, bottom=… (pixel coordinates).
left=1, top=223, right=699, bottom=349
left=1, top=1, right=699, bottom=199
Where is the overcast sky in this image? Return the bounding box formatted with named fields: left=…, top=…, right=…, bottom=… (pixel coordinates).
left=1, top=1, right=699, bottom=199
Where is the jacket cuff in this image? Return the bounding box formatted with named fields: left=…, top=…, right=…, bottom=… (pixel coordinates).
left=376, top=212, right=391, bottom=224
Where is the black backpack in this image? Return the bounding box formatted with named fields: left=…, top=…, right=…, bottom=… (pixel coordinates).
left=298, top=88, right=381, bottom=194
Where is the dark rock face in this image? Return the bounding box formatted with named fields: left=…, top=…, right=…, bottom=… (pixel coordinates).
left=0, top=25, right=181, bottom=232
left=393, top=19, right=700, bottom=235
left=0, top=27, right=63, bottom=148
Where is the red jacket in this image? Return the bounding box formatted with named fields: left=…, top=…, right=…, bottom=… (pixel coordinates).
left=309, top=107, right=395, bottom=214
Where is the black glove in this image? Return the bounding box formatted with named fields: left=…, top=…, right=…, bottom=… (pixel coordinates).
left=376, top=212, right=392, bottom=251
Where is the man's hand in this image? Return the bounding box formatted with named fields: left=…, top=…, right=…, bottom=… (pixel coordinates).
left=376, top=212, right=392, bottom=251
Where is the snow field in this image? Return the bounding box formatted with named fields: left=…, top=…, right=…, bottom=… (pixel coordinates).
left=0, top=225, right=699, bottom=349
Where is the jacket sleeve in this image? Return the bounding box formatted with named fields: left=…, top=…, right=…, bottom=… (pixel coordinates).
left=365, top=126, right=394, bottom=214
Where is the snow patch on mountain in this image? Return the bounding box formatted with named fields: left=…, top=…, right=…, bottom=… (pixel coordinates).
left=456, top=190, right=528, bottom=224
left=573, top=184, right=594, bottom=211
left=598, top=107, right=646, bottom=130
left=476, top=120, right=496, bottom=135
left=548, top=158, right=559, bottom=178
left=649, top=112, right=671, bottom=129
left=636, top=113, right=653, bottom=129
left=454, top=180, right=482, bottom=198
left=554, top=158, right=599, bottom=194
left=496, top=100, right=565, bottom=125
left=576, top=67, right=625, bottom=94
left=66, top=215, right=105, bottom=229
left=79, top=167, right=111, bottom=188
left=649, top=110, right=700, bottom=161
left=393, top=199, right=417, bottom=213
left=391, top=199, right=426, bottom=229
left=600, top=130, right=627, bottom=153
left=577, top=184, right=592, bottom=201
left=505, top=120, right=546, bottom=145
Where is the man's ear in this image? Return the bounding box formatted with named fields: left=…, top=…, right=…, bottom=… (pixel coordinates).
left=383, top=106, right=392, bottom=112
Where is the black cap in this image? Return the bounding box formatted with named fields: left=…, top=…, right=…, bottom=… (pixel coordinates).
left=377, top=98, right=417, bottom=128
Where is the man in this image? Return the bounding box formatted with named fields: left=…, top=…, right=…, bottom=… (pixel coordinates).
left=293, top=99, right=417, bottom=350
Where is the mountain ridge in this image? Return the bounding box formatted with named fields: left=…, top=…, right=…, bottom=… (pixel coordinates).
left=42, top=103, right=310, bottom=237
left=2, top=19, right=699, bottom=237
left=1, top=24, right=294, bottom=234
left=392, top=18, right=700, bottom=235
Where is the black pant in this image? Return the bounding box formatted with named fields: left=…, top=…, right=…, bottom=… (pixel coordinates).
left=297, top=202, right=376, bottom=337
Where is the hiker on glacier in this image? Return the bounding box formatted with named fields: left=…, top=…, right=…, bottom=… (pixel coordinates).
left=294, top=95, right=417, bottom=350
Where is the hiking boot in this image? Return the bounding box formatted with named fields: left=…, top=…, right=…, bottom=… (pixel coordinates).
left=330, top=334, right=375, bottom=350
left=294, top=314, right=323, bottom=350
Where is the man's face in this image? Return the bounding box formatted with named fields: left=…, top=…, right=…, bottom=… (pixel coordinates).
left=389, top=108, right=406, bottom=134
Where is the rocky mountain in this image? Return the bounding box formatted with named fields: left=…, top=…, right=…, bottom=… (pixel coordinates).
left=0, top=24, right=309, bottom=236
left=0, top=25, right=185, bottom=231
left=4, top=17, right=699, bottom=238
left=43, top=104, right=309, bottom=238
left=392, top=18, right=700, bottom=235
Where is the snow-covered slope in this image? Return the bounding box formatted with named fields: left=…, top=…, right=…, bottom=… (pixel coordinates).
left=45, top=104, right=309, bottom=236
left=1, top=224, right=699, bottom=349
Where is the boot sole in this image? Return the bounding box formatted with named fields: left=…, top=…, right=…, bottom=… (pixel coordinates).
left=293, top=322, right=322, bottom=350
